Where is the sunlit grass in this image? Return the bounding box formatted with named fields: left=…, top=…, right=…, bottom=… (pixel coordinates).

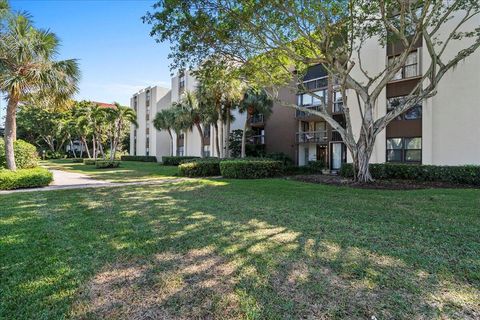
left=42, top=159, right=179, bottom=182
left=0, top=178, right=479, bottom=319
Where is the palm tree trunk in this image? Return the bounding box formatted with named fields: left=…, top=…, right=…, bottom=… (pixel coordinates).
left=241, top=115, right=249, bottom=158
left=82, top=137, right=91, bottom=158
left=225, top=108, right=231, bottom=157
left=70, top=140, right=77, bottom=158
left=92, top=135, right=97, bottom=159
left=4, top=96, right=19, bottom=170
left=167, top=129, right=173, bottom=156
left=195, top=123, right=205, bottom=158
left=214, top=123, right=220, bottom=157
left=219, top=120, right=224, bottom=158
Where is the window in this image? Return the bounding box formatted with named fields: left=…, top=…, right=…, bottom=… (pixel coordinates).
left=387, top=137, right=421, bottom=163
left=333, top=91, right=343, bottom=113
left=133, top=96, right=138, bottom=112
left=203, top=145, right=210, bottom=157
left=179, top=71, right=185, bottom=90
left=146, top=90, right=151, bottom=107
left=298, top=89, right=326, bottom=107
left=388, top=51, right=418, bottom=80
left=387, top=96, right=422, bottom=120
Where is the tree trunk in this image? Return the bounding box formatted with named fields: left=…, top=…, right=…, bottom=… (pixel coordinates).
left=70, top=140, right=77, bottom=158
left=167, top=129, right=173, bottom=156
left=4, top=96, right=19, bottom=170
left=195, top=123, right=205, bottom=158
left=82, top=137, right=91, bottom=158
left=98, top=140, right=105, bottom=159
left=92, top=136, right=97, bottom=159
left=241, top=115, right=249, bottom=158
left=214, top=123, right=220, bottom=157
left=352, top=131, right=375, bottom=183
left=219, top=120, right=224, bottom=158
left=225, top=108, right=231, bottom=157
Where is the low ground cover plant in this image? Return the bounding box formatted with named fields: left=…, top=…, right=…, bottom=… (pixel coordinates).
left=220, top=159, right=283, bottom=179
left=121, top=155, right=157, bottom=162
left=340, top=163, right=480, bottom=185
left=0, top=167, right=52, bottom=190
left=178, top=158, right=221, bottom=177
left=162, top=156, right=200, bottom=166
left=95, top=161, right=120, bottom=169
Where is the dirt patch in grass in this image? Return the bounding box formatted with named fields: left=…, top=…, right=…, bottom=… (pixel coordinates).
left=290, top=174, right=479, bottom=190
left=71, top=248, right=240, bottom=320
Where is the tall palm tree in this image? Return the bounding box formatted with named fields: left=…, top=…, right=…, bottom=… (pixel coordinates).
left=106, top=103, right=137, bottom=160
left=175, top=91, right=206, bottom=157
left=153, top=107, right=176, bottom=156
left=238, top=88, right=273, bottom=158
left=0, top=13, right=80, bottom=170
left=74, top=101, right=95, bottom=159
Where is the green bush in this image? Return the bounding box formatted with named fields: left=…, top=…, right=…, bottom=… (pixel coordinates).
left=45, top=151, right=64, bottom=159
left=95, top=161, right=120, bottom=169
left=265, top=152, right=293, bottom=167
left=0, top=168, right=53, bottom=190
left=307, top=160, right=325, bottom=173
left=178, top=159, right=221, bottom=177
left=220, top=159, right=284, bottom=179
left=0, top=139, right=39, bottom=169
left=121, top=155, right=157, bottom=162
left=71, top=158, right=84, bottom=163
left=162, top=156, right=200, bottom=166
left=340, top=163, right=480, bottom=185
left=83, top=159, right=97, bottom=165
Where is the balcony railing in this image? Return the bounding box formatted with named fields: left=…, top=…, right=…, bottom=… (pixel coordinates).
left=296, top=105, right=322, bottom=118
left=249, top=135, right=265, bottom=145
left=250, top=114, right=264, bottom=125
left=296, top=131, right=328, bottom=144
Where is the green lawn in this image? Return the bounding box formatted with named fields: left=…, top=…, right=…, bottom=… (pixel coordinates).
left=1, top=178, right=479, bottom=319
left=43, top=159, right=178, bottom=182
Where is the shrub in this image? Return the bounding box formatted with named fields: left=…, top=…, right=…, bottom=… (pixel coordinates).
left=45, top=151, right=64, bottom=159
left=340, top=163, right=480, bottom=185
left=307, top=160, right=325, bottom=173
left=0, top=139, right=39, bottom=169
left=71, top=158, right=84, bottom=163
left=0, top=168, right=53, bottom=190
left=83, top=159, right=98, bottom=165
left=220, top=159, right=284, bottom=179
left=95, top=161, right=120, bottom=169
left=162, top=156, right=200, bottom=166
left=121, top=155, right=157, bottom=162
left=265, top=152, right=293, bottom=167
left=178, top=159, right=221, bottom=177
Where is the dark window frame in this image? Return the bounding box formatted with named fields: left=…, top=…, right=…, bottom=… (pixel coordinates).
left=386, top=137, right=422, bottom=163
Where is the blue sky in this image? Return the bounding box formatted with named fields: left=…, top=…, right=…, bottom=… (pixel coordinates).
left=3, top=0, right=172, bottom=117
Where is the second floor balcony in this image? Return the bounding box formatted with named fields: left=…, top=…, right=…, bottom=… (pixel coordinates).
left=296, top=131, right=328, bottom=144
left=296, top=105, right=323, bottom=119
left=249, top=134, right=265, bottom=145
left=249, top=114, right=264, bottom=125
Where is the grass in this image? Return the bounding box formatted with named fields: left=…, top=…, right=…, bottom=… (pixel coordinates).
left=1, top=178, right=479, bottom=319
left=42, top=159, right=178, bottom=182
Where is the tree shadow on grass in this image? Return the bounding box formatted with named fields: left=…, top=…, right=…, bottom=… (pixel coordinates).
left=1, top=179, right=479, bottom=319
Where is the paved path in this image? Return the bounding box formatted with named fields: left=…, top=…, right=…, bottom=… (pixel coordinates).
left=0, top=169, right=187, bottom=195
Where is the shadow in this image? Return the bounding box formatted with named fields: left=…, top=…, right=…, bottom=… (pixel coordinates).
left=1, top=178, right=479, bottom=319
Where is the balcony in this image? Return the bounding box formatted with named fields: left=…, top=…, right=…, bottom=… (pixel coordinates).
left=331, top=130, right=342, bottom=142
left=249, top=114, right=264, bottom=126
left=296, top=105, right=322, bottom=118
left=249, top=134, right=265, bottom=145
left=296, top=131, right=328, bottom=144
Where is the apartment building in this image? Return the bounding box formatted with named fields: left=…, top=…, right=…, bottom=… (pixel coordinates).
left=130, top=86, right=171, bottom=160
left=130, top=70, right=246, bottom=160
left=294, top=12, right=480, bottom=169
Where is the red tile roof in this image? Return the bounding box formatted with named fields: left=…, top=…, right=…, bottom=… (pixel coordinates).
left=92, top=101, right=116, bottom=109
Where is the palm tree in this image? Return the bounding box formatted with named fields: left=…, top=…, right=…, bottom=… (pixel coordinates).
left=174, top=91, right=207, bottom=157
left=106, top=103, right=137, bottom=160
left=74, top=101, right=95, bottom=159
left=0, top=13, right=80, bottom=170
left=238, top=88, right=273, bottom=158
left=153, top=108, right=176, bottom=156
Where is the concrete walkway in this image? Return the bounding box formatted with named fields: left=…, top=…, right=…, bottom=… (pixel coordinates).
left=0, top=169, right=187, bottom=195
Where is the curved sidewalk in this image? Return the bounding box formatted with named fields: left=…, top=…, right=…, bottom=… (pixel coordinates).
left=0, top=169, right=186, bottom=195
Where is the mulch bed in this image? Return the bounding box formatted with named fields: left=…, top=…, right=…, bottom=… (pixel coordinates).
left=288, top=174, right=478, bottom=190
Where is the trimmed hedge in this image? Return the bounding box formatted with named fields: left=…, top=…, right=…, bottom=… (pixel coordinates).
left=0, top=168, right=53, bottom=190
left=0, top=139, right=39, bottom=169
left=83, top=159, right=97, bottom=165
left=178, top=159, right=221, bottom=177
left=121, top=155, right=157, bottom=162
left=71, top=158, right=84, bottom=163
left=220, top=159, right=284, bottom=179
left=340, top=163, right=480, bottom=185
left=95, top=161, right=120, bottom=169
left=162, top=156, right=200, bottom=166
